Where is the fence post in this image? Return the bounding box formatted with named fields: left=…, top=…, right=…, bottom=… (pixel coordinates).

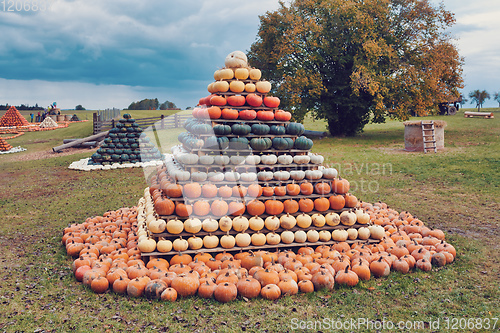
left=111, top=119, right=115, bottom=129
left=161, top=115, right=165, bottom=129
left=174, top=113, right=179, bottom=128
left=93, top=112, right=98, bottom=135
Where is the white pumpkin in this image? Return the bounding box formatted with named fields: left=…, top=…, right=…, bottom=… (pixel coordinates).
left=225, top=50, right=248, bottom=68
left=249, top=216, right=265, bottom=231
left=208, top=172, right=225, bottom=182
left=319, top=230, right=332, bottom=242
left=279, top=214, right=297, bottom=229
left=340, top=210, right=357, bottom=226
left=184, top=218, right=202, bottom=234
left=219, top=216, right=233, bottom=232
left=220, top=234, right=236, bottom=249
left=290, top=170, right=306, bottom=181
left=176, top=153, right=199, bottom=165
left=191, top=172, right=207, bottom=182
left=322, top=168, right=338, bottom=179
left=296, top=213, right=312, bottom=228
left=294, top=230, right=307, bottom=243
left=235, top=232, right=252, bottom=247
left=171, top=170, right=191, bottom=181
left=346, top=228, right=358, bottom=240
left=203, top=234, right=219, bottom=248
left=357, top=227, right=371, bottom=240
left=232, top=215, right=249, bottom=232
left=240, top=172, right=257, bottom=182
left=264, top=215, right=280, bottom=231
left=172, top=237, right=189, bottom=252
left=325, top=212, right=341, bottom=226
left=311, top=213, right=326, bottom=227
left=332, top=229, right=348, bottom=242
left=305, top=169, right=323, bottom=180
left=230, top=155, right=246, bottom=165
left=149, top=219, right=166, bottom=234
left=368, top=225, right=385, bottom=240
left=251, top=232, right=267, bottom=246
left=273, top=170, right=290, bottom=181
left=249, top=68, right=262, bottom=80
left=245, top=154, right=261, bottom=165
left=156, top=238, right=172, bottom=253
left=261, top=154, right=278, bottom=165
left=293, top=155, right=310, bottom=165
left=266, top=232, right=281, bottom=245
left=256, top=80, right=272, bottom=93
left=199, top=155, right=215, bottom=165
left=309, top=153, right=324, bottom=164
left=277, top=154, right=293, bottom=165
left=138, top=238, right=156, bottom=253
left=216, top=68, right=234, bottom=80
left=306, top=229, right=320, bottom=243
left=257, top=171, right=274, bottom=181
left=234, top=68, right=249, bottom=80
left=188, top=236, right=203, bottom=250
left=224, top=171, right=240, bottom=182
left=202, top=218, right=219, bottom=232
left=355, top=209, right=370, bottom=224
left=214, top=155, right=230, bottom=165
left=281, top=231, right=295, bottom=244
left=166, top=218, right=184, bottom=234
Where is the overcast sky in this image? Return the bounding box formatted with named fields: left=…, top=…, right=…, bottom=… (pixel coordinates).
left=0, top=0, right=498, bottom=110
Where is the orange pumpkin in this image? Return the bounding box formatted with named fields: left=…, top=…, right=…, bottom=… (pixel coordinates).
left=298, top=198, right=314, bottom=213
left=183, top=182, right=202, bottom=199
left=314, top=197, right=330, bottom=212
left=283, top=199, right=299, bottom=214
left=264, top=199, right=284, bottom=216
left=246, top=199, right=266, bottom=216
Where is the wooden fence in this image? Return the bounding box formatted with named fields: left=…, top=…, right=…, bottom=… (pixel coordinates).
left=93, top=113, right=191, bottom=134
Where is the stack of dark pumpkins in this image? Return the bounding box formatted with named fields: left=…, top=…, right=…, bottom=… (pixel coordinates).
left=89, top=113, right=162, bottom=165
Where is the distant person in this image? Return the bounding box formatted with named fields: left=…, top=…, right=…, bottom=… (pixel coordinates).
left=37, top=111, right=41, bottom=122
left=30, top=113, right=34, bottom=122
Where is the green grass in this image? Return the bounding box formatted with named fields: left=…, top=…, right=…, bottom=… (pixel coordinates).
left=0, top=109, right=499, bottom=332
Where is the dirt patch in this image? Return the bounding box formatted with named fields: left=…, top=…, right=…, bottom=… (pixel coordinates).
left=8, top=147, right=95, bottom=162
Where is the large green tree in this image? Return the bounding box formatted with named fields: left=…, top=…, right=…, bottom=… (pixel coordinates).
left=468, top=90, right=490, bottom=111
left=248, top=0, right=464, bottom=136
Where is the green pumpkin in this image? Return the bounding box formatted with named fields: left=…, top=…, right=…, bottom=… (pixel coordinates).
left=294, top=136, right=313, bottom=150
left=286, top=122, right=305, bottom=136
left=123, top=113, right=132, bottom=119
left=106, top=148, right=115, bottom=154
left=192, top=123, right=213, bottom=135
left=272, top=137, right=289, bottom=150
left=111, top=154, right=121, bottom=161
left=104, top=138, right=112, bottom=144
left=250, top=137, right=272, bottom=151
left=229, top=137, right=249, bottom=150
left=213, top=124, right=231, bottom=135
left=217, top=136, right=230, bottom=150
left=251, top=123, right=270, bottom=135
left=231, top=123, right=251, bottom=136
left=115, top=122, right=124, bottom=128
left=270, top=125, right=286, bottom=135
left=204, top=136, right=219, bottom=149
left=284, top=137, right=294, bottom=149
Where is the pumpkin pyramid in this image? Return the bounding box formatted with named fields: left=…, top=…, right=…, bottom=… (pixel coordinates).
left=39, top=116, right=59, bottom=128
left=0, top=106, right=30, bottom=127
left=89, top=113, right=162, bottom=165
left=0, top=137, right=13, bottom=151
left=138, top=51, right=383, bottom=257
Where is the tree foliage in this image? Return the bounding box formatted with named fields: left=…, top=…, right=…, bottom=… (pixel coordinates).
left=159, top=100, right=178, bottom=110
left=468, top=90, right=490, bottom=111
left=75, top=104, right=86, bottom=110
left=248, top=0, right=464, bottom=136
left=127, top=98, right=160, bottom=110
left=493, top=92, right=500, bottom=107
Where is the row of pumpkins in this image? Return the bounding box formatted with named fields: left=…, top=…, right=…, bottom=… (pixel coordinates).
left=63, top=200, right=457, bottom=301
left=138, top=187, right=386, bottom=254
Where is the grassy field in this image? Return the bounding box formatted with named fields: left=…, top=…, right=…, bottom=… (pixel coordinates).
left=0, top=108, right=499, bottom=332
